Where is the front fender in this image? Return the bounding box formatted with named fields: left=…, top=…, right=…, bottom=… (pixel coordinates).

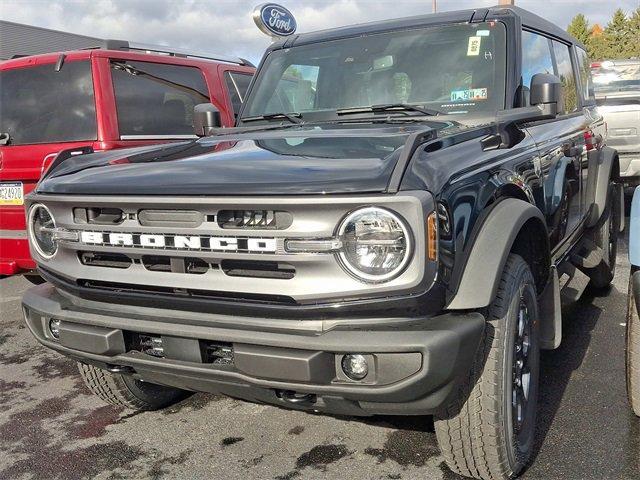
left=447, top=198, right=546, bottom=310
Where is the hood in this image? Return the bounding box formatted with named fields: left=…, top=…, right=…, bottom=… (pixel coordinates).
left=37, top=124, right=450, bottom=196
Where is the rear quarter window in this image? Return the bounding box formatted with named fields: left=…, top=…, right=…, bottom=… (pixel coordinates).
left=110, top=61, right=210, bottom=137
left=0, top=60, right=97, bottom=145
left=551, top=41, right=578, bottom=114
left=575, top=47, right=594, bottom=103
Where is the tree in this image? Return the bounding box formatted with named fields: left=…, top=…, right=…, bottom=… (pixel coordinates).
left=604, top=8, right=632, bottom=59
left=567, top=14, right=591, bottom=46
left=629, top=8, right=640, bottom=57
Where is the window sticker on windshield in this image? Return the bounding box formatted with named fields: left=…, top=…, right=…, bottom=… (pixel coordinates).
left=467, top=36, right=481, bottom=56
left=476, top=30, right=491, bottom=37
left=450, top=88, right=488, bottom=102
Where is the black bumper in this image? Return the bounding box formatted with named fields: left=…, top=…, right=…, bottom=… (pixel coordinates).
left=22, top=283, right=484, bottom=416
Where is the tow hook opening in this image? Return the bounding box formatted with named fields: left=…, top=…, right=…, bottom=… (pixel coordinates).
left=277, top=390, right=317, bottom=405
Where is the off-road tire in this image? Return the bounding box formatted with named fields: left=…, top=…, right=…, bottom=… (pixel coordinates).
left=435, top=254, right=540, bottom=479
left=626, top=271, right=640, bottom=417
left=586, top=182, right=620, bottom=289
left=78, top=363, right=191, bottom=411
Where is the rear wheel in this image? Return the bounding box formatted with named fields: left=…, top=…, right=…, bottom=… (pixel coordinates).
left=78, top=363, right=191, bottom=411
left=586, top=182, right=620, bottom=289
left=626, top=272, right=640, bottom=417
left=435, top=254, right=540, bottom=479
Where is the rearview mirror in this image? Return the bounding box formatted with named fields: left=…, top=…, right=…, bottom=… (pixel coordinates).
left=530, top=73, right=562, bottom=118
left=193, top=103, right=221, bottom=137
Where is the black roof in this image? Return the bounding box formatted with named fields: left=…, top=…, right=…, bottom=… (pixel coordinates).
left=272, top=5, right=581, bottom=51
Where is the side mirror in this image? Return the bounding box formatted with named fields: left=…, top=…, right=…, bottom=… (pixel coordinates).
left=530, top=73, right=562, bottom=117
left=193, top=103, right=221, bottom=137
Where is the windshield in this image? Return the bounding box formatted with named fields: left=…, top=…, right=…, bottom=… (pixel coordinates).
left=591, top=61, right=640, bottom=94
left=0, top=60, right=97, bottom=145
left=242, top=21, right=506, bottom=122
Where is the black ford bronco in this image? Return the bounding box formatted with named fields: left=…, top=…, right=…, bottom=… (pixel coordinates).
left=23, top=6, right=623, bottom=479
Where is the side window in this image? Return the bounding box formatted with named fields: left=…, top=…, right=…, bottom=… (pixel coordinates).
left=265, top=64, right=320, bottom=114
left=521, top=30, right=554, bottom=94
left=551, top=41, right=578, bottom=114
left=224, top=72, right=253, bottom=117
left=110, top=61, right=210, bottom=137
left=575, top=47, right=594, bottom=104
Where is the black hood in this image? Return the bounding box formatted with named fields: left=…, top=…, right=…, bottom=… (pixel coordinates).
left=38, top=124, right=451, bottom=196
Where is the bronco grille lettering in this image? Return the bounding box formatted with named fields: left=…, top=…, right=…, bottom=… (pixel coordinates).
left=79, top=231, right=278, bottom=253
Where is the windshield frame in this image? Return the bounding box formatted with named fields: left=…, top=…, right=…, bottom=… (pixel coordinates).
left=238, top=21, right=509, bottom=126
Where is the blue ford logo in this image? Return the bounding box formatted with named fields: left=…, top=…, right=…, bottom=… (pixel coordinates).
left=253, top=3, right=297, bottom=37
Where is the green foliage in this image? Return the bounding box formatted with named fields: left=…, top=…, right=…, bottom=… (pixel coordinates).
left=567, top=9, right=639, bottom=61
left=567, top=14, right=590, bottom=45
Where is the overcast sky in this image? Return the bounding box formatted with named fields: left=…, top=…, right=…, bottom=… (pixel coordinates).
left=1, top=0, right=638, bottom=64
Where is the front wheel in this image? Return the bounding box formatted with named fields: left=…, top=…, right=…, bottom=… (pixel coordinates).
left=78, top=363, right=191, bottom=411
left=435, top=254, right=540, bottom=479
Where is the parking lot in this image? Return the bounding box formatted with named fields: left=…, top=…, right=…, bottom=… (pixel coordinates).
left=1, top=227, right=638, bottom=480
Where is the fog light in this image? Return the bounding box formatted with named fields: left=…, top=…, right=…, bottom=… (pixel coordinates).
left=49, top=319, right=61, bottom=339
left=341, top=354, right=368, bottom=380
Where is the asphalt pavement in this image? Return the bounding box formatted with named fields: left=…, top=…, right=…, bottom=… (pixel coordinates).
left=1, top=228, right=638, bottom=480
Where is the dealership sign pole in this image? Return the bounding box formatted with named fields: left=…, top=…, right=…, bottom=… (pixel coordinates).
left=252, top=3, right=297, bottom=39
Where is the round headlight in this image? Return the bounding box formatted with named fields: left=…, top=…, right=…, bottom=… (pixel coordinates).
left=28, top=204, right=57, bottom=259
left=338, top=207, right=411, bottom=282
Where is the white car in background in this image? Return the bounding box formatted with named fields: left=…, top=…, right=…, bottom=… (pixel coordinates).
left=592, top=59, right=640, bottom=187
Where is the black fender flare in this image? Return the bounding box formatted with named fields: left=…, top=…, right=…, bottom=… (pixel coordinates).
left=586, top=146, right=621, bottom=228
left=447, top=198, right=547, bottom=310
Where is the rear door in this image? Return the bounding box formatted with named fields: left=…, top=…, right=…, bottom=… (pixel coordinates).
left=0, top=58, right=98, bottom=233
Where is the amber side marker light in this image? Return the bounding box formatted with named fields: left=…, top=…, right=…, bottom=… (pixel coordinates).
left=427, top=212, right=438, bottom=261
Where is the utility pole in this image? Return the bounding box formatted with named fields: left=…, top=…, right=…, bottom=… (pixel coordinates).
left=432, top=0, right=436, bottom=13
left=498, top=0, right=515, bottom=4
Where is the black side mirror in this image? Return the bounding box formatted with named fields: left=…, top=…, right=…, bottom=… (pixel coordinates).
left=193, top=103, right=221, bottom=137
left=530, top=73, right=562, bottom=117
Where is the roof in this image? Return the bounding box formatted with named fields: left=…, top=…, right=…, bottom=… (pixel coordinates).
left=273, top=5, right=582, bottom=50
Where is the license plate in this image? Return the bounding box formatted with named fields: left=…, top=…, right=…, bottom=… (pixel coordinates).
left=0, top=182, right=24, bottom=206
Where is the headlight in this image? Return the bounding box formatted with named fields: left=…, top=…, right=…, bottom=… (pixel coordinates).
left=28, top=204, right=57, bottom=259
left=337, top=207, right=411, bottom=282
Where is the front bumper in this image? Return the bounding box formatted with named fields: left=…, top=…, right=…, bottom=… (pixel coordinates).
left=22, top=283, right=484, bottom=416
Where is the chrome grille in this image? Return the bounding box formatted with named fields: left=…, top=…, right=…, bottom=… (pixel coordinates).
left=27, top=192, right=433, bottom=303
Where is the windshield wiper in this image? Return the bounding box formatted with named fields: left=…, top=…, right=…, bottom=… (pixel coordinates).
left=337, top=103, right=441, bottom=117
left=241, top=112, right=304, bottom=124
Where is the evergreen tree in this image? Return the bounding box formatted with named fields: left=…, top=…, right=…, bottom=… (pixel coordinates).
left=604, top=9, right=632, bottom=59
left=629, top=8, right=640, bottom=57
left=567, top=14, right=591, bottom=45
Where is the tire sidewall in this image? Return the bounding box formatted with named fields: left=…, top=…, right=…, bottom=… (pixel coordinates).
left=627, top=271, right=640, bottom=416
left=501, top=265, right=540, bottom=471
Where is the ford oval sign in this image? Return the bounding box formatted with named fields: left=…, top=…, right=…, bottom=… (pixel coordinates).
left=253, top=3, right=297, bottom=37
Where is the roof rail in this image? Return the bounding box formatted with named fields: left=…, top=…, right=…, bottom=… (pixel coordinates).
left=83, top=39, right=254, bottom=67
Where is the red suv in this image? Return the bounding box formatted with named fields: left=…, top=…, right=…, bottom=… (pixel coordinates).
left=0, top=41, right=254, bottom=276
